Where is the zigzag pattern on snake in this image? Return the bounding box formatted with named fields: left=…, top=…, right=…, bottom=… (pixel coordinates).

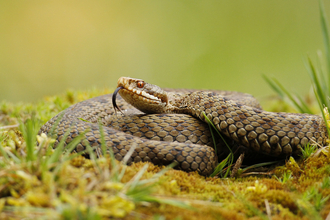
left=39, top=77, right=327, bottom=176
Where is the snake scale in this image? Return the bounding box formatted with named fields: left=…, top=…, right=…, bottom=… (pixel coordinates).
left=39, top=77, right=328, bottom=176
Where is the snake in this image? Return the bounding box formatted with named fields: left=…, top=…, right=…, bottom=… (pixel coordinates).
left=39, top=77, right=328, bottom=176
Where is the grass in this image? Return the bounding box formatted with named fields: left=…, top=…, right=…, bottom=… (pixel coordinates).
left=203, top=112, right=279, bottom=178
left=0, top=88, right=330, bottom=219
left=263, top=0, right=330, bottom=136
left=300, top=143, right=318, bottom=160
left=202, top=111, right=234, bottom=178
left=0, top=109, right=191, bottom=219
left=274, top=171, right=292, bottom=184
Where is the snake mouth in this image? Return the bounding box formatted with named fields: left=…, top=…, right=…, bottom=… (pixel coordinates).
left=120, top=86, right=167, bottom=105
left=112, top=85, right=167, bottom=114
left=117, top=77, right=167, bottom=102
left=114, top=77, right=168, bottom=114
left=126, top=88, right=166, bottom=103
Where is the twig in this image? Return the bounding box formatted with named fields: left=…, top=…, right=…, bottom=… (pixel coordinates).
left=0, top=124, right=19, bottom=130
left=264, top=199, right=272, bottom=220
left=326, top=210, right=330, bottom=220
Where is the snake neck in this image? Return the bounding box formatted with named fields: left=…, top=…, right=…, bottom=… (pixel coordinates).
left=171, top=91, right=224, bottom=115
left=164, top=92, right=190, bottom=113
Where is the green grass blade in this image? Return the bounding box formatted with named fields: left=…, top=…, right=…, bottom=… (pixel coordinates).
left=242, top=200, right=269, bottom=220
left=5, top=150, right=21, bottom=164
left=263, top=75, right=313, bottom=113
left=124, top=163, right=189, bottom=209
left=241, top=160, right=279, bottom=173
left=296, top=95, right=314, bottom=114
left=0, top=142, right=10, bottom=163
left=270, top=77, right=311, bottom=113
left=319, top=0, right=330, bottom=82
left=116, top=143, right=138, bottom=182
left=117, top=165, right=127, bottom=183
left=19, top=118, right=38, bottom=161
left=47, top=113, right=64, bottom=138
left=312, top=85, right=330, bottom=137
left=46, top=125, right=74, bottom=166
left=85, top=141, right=98, bottom=163
left=78, top=118, right=91, bottom=123
left=94, top=122, right=117, bottom=175
left=142, top=196, right=193, bottom=210
left=137, top=163, right=176, bottom=185
left=316, top=51, right=328, bottom=88
left=306, top=57, right=329, bottom=107
left=62, top=132, right=88, bottom=157
left=207, top=123, right=217, bottom=155
left=202, top=112, right=233, bottom=154
left=300, top=143, right=317, bottom=159
left=203, top=112, right=234, bottom=178
left=262, top=74, right=285, bottom=98
left=63, top=150, right=88, bottom=162
left=98, top=121, right=107, bottom=157
left=297, top=199, right=324, bottom=220
left=210, top=153, right=231, bottom=177
left=126, top=163, right=149, bottom=190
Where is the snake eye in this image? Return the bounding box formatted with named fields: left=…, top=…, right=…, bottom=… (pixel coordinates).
left=137, top=81, right=144, bottom=88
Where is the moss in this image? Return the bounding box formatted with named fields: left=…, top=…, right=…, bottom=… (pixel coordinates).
left=129, top=203, right=249, bottom=220
left=259, top=179, right=284, bottom=190
left=0, top=89, right=330, bottom=219
left=264, top=190, right=298, bottom=213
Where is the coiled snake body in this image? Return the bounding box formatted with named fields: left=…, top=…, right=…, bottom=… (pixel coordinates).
left=39, top=77, right=328, bottom=176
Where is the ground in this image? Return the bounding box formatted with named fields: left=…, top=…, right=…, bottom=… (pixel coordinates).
left=0, top=88, right=329, bottom=220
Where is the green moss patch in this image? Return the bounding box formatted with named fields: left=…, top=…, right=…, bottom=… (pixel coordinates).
left=0, top=89, right=329, bottom=219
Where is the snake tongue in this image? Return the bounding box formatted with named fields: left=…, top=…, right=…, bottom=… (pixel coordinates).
left=112, top=86, right=125, bottom=115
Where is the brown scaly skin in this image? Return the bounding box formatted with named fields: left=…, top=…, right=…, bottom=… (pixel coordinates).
left=117, top=77, right=328, bottom=157
left=39, top=77, right=327, bottom=176
left=40, top=94, right=225, bottom=176
left=184, top=92, right=327, bottom=157
left=39, top=85, right=258, bottom=175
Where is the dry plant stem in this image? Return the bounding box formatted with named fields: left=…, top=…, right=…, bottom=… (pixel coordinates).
left=0, top=124, right=19, bottom=129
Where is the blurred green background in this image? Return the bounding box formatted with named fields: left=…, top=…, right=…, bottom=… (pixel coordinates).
left=0, top=0, right=329, bottom=103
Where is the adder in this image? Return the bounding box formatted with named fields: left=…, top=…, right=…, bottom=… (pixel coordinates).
left=39, top=77, right=328, bottom=176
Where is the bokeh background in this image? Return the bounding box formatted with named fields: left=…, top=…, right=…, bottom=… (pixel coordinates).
left=1, top=1, right=329, bottom=103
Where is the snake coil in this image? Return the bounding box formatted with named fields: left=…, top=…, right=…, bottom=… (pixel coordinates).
left=39, top=77, right=328, bottom=176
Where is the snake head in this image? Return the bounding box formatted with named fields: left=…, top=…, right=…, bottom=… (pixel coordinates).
left=113, top=77, right=168, bottom=114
